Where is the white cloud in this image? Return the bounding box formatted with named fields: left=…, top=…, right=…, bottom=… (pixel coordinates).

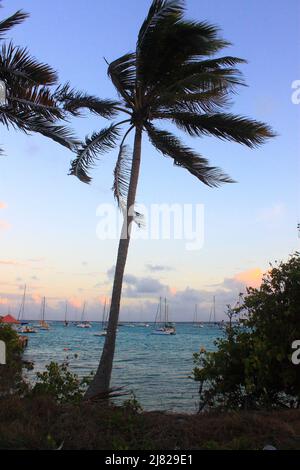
left=256, top=203, right=285, bottom=223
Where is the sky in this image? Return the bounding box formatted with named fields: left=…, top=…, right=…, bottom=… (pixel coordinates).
left=0, top=0, right=299, bottom=322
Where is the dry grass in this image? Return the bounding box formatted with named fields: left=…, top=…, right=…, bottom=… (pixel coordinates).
left=0, top=395, right=300, bottom=450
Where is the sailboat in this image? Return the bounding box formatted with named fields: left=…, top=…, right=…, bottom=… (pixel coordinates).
left=208, top=296, right=221, bottom=327
left=94, top=298, right=108, bottom=337
left=39, top=297, right=50, bottom=330
left=76, top=302, right=92, bottom=328
left=20, top=324, right=37, bottom=334
left=64, top=301, right=69, bottom=326
left=152, top=297, right=176, bottom=335
left=17, top=284, right=28, bottom=325
left=18, top=285, right=37, bottom=332
left=193, top=304, right=204, bottom=328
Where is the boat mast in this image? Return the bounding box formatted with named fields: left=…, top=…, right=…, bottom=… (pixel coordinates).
left=42, top=297, right=46, bottom=322
left=64, top=301, right=68, bottom=323
left=164, top=297, right=167, bottom=325
left=213, top=296, right=216, bottom=323
left=18, top=284, right=26, bottom=321
left=159, top=297, right=162, bottom=325
left=81, top=301, right=86, bottom=322
left=154, top=298, right=161, bottom=327
left=194, top=304, right=198, bottom=324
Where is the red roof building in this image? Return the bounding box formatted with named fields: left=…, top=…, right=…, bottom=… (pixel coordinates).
left=0, top=314, right=20, bottom=324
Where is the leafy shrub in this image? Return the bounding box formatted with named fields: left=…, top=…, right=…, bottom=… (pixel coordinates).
left=194, top=253, right=300, bottom=410
left=32, top=361, right=92, bottom=404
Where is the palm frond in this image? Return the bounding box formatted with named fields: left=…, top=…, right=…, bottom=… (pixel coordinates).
left=8, top=85, right=64, bottom=120
left=112, top=143, right=144, bottom=226
left=110, top=125, right=143, bottom=222
left=187, top=56, right=247, bottom=70
left=137, top=6, right=230, bottom=91
left=0, top=10, right=28, bottom=38
left=27, top=118, right=77, bottom=150
left=137, top=1, right=185, bottom=87
left=166, top=112, right=276, bottom=147
left=137, top=0, right=184, bottom=50
left=107, top=53, right=136, bottom=105
left=146, top=123, right=235, bottom=187
left=0, top=42, right=57, bottom=86
left=155, top=89, right=231, bottom=114
left=151, top=57, right=247, bottom=113
left=113, top=144, right=132, bottom=207
left=69, top=124, right=121, bottom=183
left=155, top=69, right=245, bottom=102
left=2, top=109, right=77, bottom=149
left=54, top=83, right=120, bottom=118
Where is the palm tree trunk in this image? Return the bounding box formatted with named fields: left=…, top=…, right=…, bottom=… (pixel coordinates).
left=85, top=126, right=142, bottom=399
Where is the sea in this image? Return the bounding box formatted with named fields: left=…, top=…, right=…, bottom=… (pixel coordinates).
left=22, top=322, right=224, bottom=413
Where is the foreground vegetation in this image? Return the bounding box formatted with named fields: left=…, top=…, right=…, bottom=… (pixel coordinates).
left=0, top=394, right=300, bottom=450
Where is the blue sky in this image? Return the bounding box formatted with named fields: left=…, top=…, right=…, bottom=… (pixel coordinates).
left=0, top=0, right=299, bottom=321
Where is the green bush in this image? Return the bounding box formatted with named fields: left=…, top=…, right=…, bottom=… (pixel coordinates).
left=194, top=252, right=300, bottom=410
left=32, top=361, right=92, bottom=404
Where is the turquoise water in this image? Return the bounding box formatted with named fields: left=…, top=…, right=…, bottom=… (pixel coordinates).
left=22, top=322, right=223, bottom=412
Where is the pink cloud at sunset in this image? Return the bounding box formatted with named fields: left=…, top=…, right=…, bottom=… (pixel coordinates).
left=234, top=268, right=263, bottom=288
left=98, top=295, right=108, bottom=305
left=68, top=297, right=82, bottom=309
left=31, top=293, right=42, bottom=304
left=0, top=259, right=21, bottom=266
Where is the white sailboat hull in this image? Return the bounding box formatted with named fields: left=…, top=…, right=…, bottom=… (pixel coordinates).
left=152, top=328, right=176, bottom=335
left=76, top=323, right=92, bottom=328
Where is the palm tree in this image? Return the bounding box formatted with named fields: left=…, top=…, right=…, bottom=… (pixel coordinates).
left=69, top=0, right=275, bottom=398
left=0, top=2, right=76, bottom=151
left=0, top=4, right=116, bottom=154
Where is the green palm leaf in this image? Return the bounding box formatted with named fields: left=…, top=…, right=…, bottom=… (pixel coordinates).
left=107, top=53, right=136, bottom=106
left=69, top=124, right=122, bottom=183
left=113, top=144, right=132, bottom=208
left=167, top=112, right=276, bottom=147
left=146, top=123, right=235, bottom=187
left=2, top=109, right=77, bottom=149
left=138, top=13, right=230, bottom=89
left=137, top=0, right=184, bottom=50
left=112, top=143, right=144, bottom=226
left=8, top=85, right=64, bottom=120
left=55, top=83, right=119, bottom=118
left=0, top=9, right=28, bottom=38
left=156, top=89, right=230, bottom=114
left=0, top=42, right=58, bottom=86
